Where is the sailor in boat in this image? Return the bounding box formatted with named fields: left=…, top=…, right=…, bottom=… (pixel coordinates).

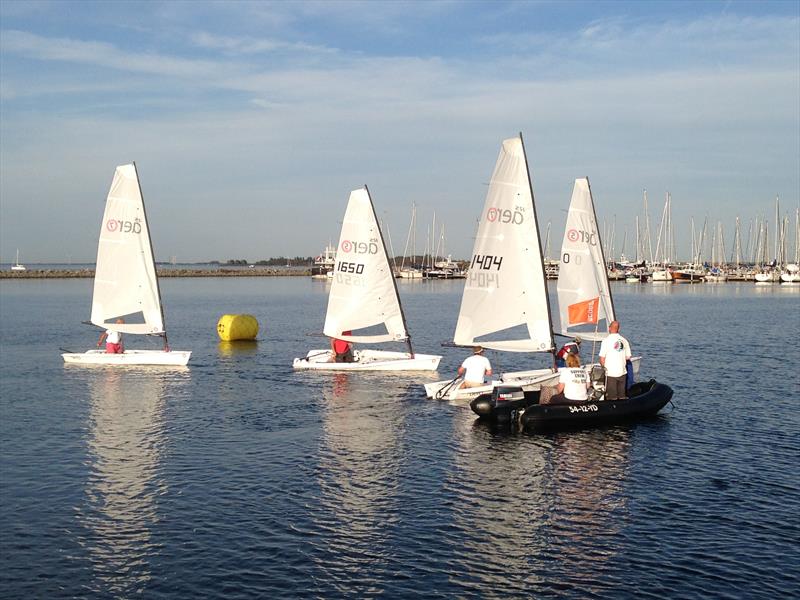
left=97, top=318, right=125, bottom=354
left=599, top=320, right=632, bottom=400
left=329, top=331, right=354, bottom=363
left=555, top=336, right=582, bottom=368
left=457, top=346, right=493, bottom=388
left=547, top=350, right=590, bottom=404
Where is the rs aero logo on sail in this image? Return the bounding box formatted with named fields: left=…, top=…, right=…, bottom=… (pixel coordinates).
left=106, top=218, right=142, bottom=234
left=487, top=207, right=525, bottom=224
left=340, top=239, right=379, bottom=254
left=567, top=228, right=597, bottom=245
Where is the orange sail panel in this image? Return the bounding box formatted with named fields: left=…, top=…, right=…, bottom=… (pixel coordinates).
left=567, top=297, right=600, bottom=325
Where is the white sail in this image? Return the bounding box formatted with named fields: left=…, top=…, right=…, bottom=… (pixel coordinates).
left=453, top=136, right=553, bottom=352
left=557, top=177, right=615, bottom=341
left=323, top=187, right=407, bottom=344
left=90, top=164, right=164, bottom=335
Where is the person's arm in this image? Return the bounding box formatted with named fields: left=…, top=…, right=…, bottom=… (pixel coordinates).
left=599, top=356, right=606, bottom=367
left=97, top=331, right=107, bottom=346
left=556, top=382, right=565, bottom=394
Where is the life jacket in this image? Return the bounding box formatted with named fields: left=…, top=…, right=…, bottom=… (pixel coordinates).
left=333, top=339, right=350, bottom=354
left=556, top=342, right=579, bottom=360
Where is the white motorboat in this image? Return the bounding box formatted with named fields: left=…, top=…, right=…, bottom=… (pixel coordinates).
left=293, top=187, right=441, bottom=372
left=311, top=244, right=336, bottom=279
left=780, top=263, right=800, bottom=283
left=62, top=163, right=190, bottom=366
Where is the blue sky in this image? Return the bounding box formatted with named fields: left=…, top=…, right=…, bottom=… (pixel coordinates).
left=1, top=0, right=798, bottom=263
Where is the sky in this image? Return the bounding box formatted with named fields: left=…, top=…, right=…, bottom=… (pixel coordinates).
left=1, top=0, right=798, bottom=264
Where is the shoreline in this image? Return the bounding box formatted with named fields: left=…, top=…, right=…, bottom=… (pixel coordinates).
left=1, top=268, right=312, bottom=279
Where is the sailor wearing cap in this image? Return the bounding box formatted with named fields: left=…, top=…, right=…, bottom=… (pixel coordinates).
left=457, top=346, right=493, bottom=388
left=556, top=337, right=582, bottom=368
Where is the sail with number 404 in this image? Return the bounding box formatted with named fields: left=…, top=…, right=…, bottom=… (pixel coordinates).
left=556, top=177, right=615, bottom=341
left=453, top=135, right=555, bottom=353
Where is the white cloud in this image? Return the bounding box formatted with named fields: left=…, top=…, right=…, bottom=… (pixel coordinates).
left=1, top=30, right=234, bottom=79
left=0, top=6, right=797, bottom=262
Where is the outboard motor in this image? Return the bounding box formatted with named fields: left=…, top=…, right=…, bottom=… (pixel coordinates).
left=471, top=385, right=525, bottom=420
left=589, top=365, right=606, bottom=401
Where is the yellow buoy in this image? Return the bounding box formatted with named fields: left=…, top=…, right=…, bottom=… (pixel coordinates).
left=216, top=314, right=259, bottom=341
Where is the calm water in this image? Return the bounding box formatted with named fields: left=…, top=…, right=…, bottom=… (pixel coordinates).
left=1, top=278, right=798, bottom=599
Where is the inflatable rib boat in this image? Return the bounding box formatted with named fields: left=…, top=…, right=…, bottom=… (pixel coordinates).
left=470, top=379, right=673, bottom=431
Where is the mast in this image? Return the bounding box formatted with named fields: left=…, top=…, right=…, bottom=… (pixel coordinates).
left=544, top=221, right=552, bottom=261
left=399, top=202, right=416, bottom=272
left=586, top=177, right=616, bottom=324
left=132, top=161, right=169, bottom=351
left=643, top=188, right=654, bottom=265
left=774, top=195, right=779, bottom=264
left=366, top=184, right=414, bottom=357
left=519, top=132, right=556, bottom=362
left=732, top=217, right=741, bottom=269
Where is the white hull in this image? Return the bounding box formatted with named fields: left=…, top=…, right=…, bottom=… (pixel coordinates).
left=424, top=368, right=559, bottom=404
left=754, top=272, right=780, bottom=282
left=424, top=356, right=642, bottom=404
left=651, top=270, right=672, bottom=282
left=780, top=273, right=800, bottom=283
left=62, top=349, right=191, bottom=366
left=293, top=349, right=441, bottom=371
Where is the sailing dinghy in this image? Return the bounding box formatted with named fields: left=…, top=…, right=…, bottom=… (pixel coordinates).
left=556, top=177, right=640, bottom=375
left=423, top=135, right=559, bottom=402
left=62, top=164, right=190, bottom=366
left=293, top=187, right=441, bottom=371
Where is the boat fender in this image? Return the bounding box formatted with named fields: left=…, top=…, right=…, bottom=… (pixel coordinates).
left=470, top=396, right=495, bottom=417
left=217, top=314, right=259, bottom=341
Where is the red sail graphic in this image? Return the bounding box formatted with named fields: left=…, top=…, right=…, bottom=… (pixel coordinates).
left=567, top=297, right=600, bottom=325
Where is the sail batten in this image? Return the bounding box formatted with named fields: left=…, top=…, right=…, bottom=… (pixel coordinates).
left=557, top=178, right=615, bottom=339
left=322, top=188, right=408, bottom=345
left=90, top=164, right=164, bottom=335
left=453, top=136, right=554, bottom=353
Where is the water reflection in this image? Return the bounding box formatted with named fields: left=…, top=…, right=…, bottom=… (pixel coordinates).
left=217, top=340, right=259, bottom=357
left=450, top=418, right=632, bottom=594
left=313, top=373, right=407, bottom=594
left=78, top=368, right=187, bottom=597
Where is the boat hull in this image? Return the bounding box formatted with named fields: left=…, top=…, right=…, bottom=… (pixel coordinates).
left=423, top=369, right=559, bottom=404
left=293, top=349, right=441, bottom=371
left=470, top=379, right=673, bottom=431
left=62, top=349, right=191, bottom=366
left=425, top=357, right=641, bottom=404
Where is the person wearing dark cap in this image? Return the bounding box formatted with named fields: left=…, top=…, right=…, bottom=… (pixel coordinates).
left=457, top=346, right=493, bottom=388
left=556, top=336, right=582, bottom=368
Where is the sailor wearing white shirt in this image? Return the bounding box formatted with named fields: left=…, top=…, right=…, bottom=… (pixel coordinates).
left=458, top=346, right=493, bottom=388
left=557, top=352, right=589, bottom=401
left=599, top=320, right=632, bottom=400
